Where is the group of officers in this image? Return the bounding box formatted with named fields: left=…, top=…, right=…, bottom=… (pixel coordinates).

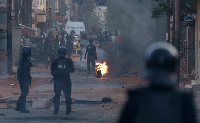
left=15, top=39, right=96, bottom=115
left=15, top=39, right=197, bottom=122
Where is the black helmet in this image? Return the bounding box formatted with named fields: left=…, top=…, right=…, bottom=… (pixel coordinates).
left=89, top=39, right=93, bottom=44
left=144, top=42, right=178, bottom=72
left=22, top=46, right=31, bottom=57
left=144, top=42, right=179, bottom=88
left=58, top=46, right=67, bottom=57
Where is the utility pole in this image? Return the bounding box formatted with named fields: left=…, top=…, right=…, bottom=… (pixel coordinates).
left=166, top=0, right=170, bottom=43
left=7, top=0, right=13, bottom=74
left=14, top=0, right=19, bottom=27
left=22, top=0, right=25, bottom=26
left=174, top=0, right=181, bottom=51
left=173, top=0, right=181, bottom=85
left=49, top=0, right=52, bottom=28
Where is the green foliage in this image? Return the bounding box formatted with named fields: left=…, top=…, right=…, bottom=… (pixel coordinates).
left=73, top=0, right=84, bottom=5
left=151, top=0, right=172, bottom=18
left=87, top=12, right=103, bottom=28
left=180, top=0, right=196, bottom=16
left=151, top=0, right=196, bottom=19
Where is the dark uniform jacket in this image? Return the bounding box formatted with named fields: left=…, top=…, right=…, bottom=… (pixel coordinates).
left=119, top=86, right=197, bottom=123
left=51, top=57, right=75, bottom=79
left=86, top=44, right=96, bottom=56
left=17, top=57, right=32, bottom=85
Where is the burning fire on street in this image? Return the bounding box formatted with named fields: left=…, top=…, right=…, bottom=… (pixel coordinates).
left=95, top=61, right=108, bottom=78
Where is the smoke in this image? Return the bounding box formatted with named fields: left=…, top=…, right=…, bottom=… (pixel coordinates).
left=105, top=0, right=166, bottom=74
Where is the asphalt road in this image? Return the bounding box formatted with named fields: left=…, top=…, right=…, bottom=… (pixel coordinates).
left=0, top=62, right=145, bottom=123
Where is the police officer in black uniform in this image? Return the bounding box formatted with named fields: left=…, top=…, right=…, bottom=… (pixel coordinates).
left=51, top=46, right=75, bottom=115
left=15, top=46, right=32, bottom=113
left=84, top=39, right=96, bottom=74
left=119, top=42, right=197, bottom=123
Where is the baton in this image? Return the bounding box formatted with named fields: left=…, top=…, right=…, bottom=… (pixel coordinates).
left=50, top=78, right=54, bottom=83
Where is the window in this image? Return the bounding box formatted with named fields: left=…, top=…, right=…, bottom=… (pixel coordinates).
left=37, top=0, right=39, bottom=5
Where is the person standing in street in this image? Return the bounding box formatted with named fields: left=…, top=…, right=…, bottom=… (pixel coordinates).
left=51, top=46, right=75, bottom=115
left=84, top=39, right=96, bottom=74
left=65, top=33, right=74, bottom=59
left=15, top=46, right=32, bottom=113
left=119, top=42, right=197, bottom=123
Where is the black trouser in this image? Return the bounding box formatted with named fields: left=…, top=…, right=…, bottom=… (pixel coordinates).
left=87, top=55, right=95, bottom=73
left=16, top=80, right=30, bottom=110
left=54, top=78, right=71, bottom=112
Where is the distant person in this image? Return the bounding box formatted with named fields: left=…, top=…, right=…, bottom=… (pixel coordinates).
left=84, top=39, right=96, bottom=74
left=15, top=46, right=32, bottom=113
left=51, top=46, right=75, bottom=115
left=86, top=33, right=93, bottom=40
left=66, top=34, right=74, bottom=59
left=119, top=42, right=197, bottom=123
left=59, top=31, right=66, bottom=47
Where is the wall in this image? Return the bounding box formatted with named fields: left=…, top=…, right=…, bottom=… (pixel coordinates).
left=195, top=0, right=200, bottom=81
left=0, top=51, right=7, bottom=75
left=12, top=28, right=22, bottom=66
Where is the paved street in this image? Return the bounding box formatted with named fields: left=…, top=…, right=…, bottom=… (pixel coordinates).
left=0, top=60, right=145, bottom=123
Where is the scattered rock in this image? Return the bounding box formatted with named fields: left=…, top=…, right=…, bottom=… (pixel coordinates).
left=31, top=98, right=53, bottom=109
left=0, top=114, right=5, bottom=116
left=12, top=92, right=20, bottom=95
left=122, top=86, right=124, bottom=88
left=71, top=98, right=76, bottom=103
left=0, top=98, right=6, bottom=103
left=0, top=103, right=7, bottom=109
left=0, top=97, right=15, bottom=103
left=7, top=99, right=18, bottom=109
left=37, top=93, right=54, bottom=99
left=101, top=105, right=104, bottom=107
left=101, top=97, right=112, bottom=102
left=0, top=94, right=3, bottom=98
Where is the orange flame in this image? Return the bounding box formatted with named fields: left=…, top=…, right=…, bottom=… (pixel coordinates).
left=96, top=61, right=108, bottom=76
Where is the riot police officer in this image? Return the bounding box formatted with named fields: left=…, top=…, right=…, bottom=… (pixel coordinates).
left=119, top=42, right=197, bottom=123
left=15, top=46, right=32, bottom=113
left=84, top=39, right=96, bottom=74
left=51, top=46, right=75, bottom=115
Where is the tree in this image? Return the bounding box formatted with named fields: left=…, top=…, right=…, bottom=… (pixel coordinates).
left=73, top=0, right=107, bottom=6
left=151, top=0, right=196, bottom=19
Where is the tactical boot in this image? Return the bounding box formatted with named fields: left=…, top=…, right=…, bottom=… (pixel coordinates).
left=65, top=110, right=70, bottom=115
left=15, top=101, right=21, bottom=111
left=15, top=107, right=20, bottom=111
left=66, top=103, right=71, bottom=115
left=20, top=109, right=30, bottom=113
left=53, top=110, right=58, bottom=115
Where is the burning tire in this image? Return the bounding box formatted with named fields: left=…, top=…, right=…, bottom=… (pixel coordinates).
left=95, top=62, right=108, bottom=78
left=96, top=70, right=102, bottom=78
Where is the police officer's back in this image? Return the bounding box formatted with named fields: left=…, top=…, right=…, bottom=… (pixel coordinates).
left=119, top=42, right=197, bottom=123
left=51, top=46, right=74, bottom=115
